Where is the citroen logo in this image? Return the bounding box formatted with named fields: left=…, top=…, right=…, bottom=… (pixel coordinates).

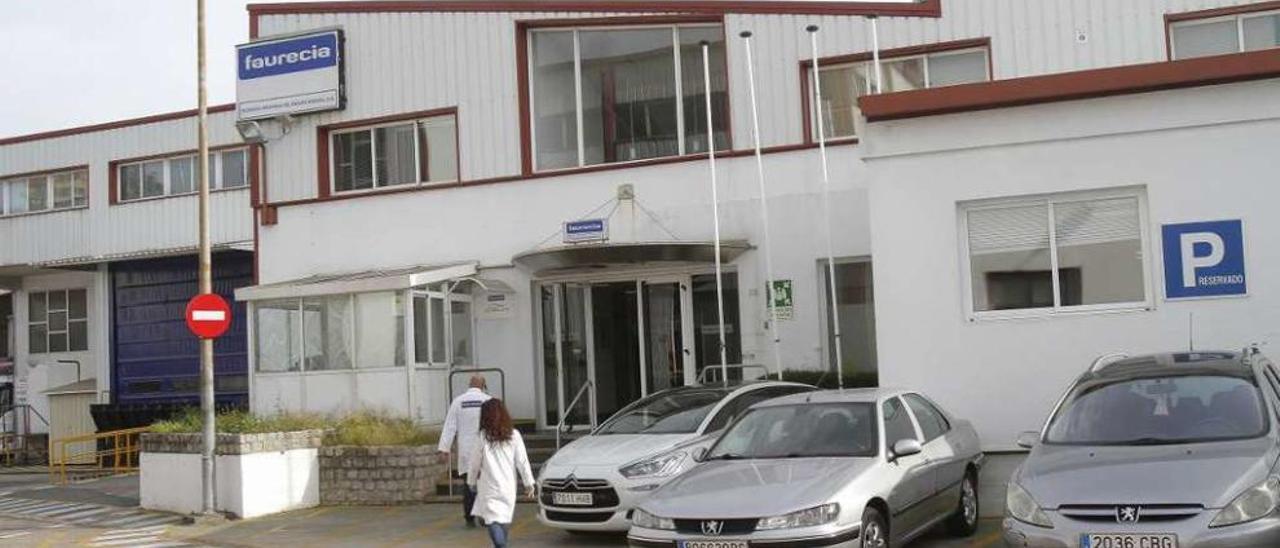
left=701, top=520, right=724, bottom=536
left=565, top=474, right=577, bottom=489
left=1116, top=506, right=1141, bottom=524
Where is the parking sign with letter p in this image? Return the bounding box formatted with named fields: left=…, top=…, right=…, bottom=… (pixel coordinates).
left=1162, top=220, right=1246, bottom=300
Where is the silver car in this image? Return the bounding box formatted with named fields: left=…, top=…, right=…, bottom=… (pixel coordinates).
left=628, top=388, right=984, bottom=548
left=1004, top=350, right=1280, bottom=547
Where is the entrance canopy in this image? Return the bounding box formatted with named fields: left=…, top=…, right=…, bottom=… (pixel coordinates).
left=513, top=241, right=751, bottom=276
left=234, top=261, right=490, bottom=301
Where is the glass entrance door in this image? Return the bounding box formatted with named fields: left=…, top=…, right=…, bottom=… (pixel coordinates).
left=539, top=275, right=702, bottom=428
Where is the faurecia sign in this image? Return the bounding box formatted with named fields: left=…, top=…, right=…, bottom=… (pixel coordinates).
left=236, top=29, right=344, bottom=121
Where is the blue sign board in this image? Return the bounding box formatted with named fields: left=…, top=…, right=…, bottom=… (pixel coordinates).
left=1162, top=220, right=1246, bottom=299
left=238, top=32, right=339, bottom=80
left=564, top=219, right=608, bottom=243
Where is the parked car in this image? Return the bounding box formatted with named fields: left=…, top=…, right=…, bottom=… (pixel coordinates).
left=628, top=388, right=984, bottom=548
left=1004, top=350, right=1280, bottom=547
left=538, top=381, right=816, bottom=533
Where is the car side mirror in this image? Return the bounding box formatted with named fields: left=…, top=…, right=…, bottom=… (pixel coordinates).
left=1016, top=431, right=1040, bottom=449
left=890, top=439, right=923, bottom=461
left=692, top=447, right=707, bottom=462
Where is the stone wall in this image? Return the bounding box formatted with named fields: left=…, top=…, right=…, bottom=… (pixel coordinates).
left=319, top=446, right=449, bottom=505
left=141, top=430, right=324, bottom=455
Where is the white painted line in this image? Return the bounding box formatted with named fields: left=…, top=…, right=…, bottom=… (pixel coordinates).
left=122, top=516, right=182, bottom=529
left=97, top=526, right=168, bottom=539
left=3, top=500, right=56, bottom=512
left=192, top=310, right=227, bottom=321
left=92, top=537, right=165, bottom=547
left=101, top=525, right=167, bottom=535
left=17, top=502, right=73, bottom=514
left=100, top=513, right=168, bottom=527
left=58, top=507, right=113, bottom=521
left=40, top=504, right=97, bottom=517
left=0, top=531, right=31, bottom=539
left=129, top=543, right=191, bottom=548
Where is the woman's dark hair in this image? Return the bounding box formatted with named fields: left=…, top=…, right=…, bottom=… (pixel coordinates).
left=479, top=398, right=514, bottom=443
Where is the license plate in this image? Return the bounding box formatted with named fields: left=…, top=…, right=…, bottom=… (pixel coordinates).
left=678, top=542, right=748, bottom=548
left=552, top=492, right=593, bottom=506
left=1081, top=533, right=1177, bottom=548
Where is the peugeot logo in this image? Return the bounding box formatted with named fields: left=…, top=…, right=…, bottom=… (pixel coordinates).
left=1116, top=506, right=1141, bottom=524
left=701, top=520, right=724, bottom=536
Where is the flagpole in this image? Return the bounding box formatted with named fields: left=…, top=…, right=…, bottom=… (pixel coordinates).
left=806, top=25, right=845, bottom=391
left=701, top=41, right=729, bottom=388
left=869, top=16, right=884, bottom=93
left=740, top=31, right=783, bottom=383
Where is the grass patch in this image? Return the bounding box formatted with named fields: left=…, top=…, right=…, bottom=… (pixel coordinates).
left=150, top=409, right=440, bottom=447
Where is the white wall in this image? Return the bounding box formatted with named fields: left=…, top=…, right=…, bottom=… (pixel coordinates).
left=140, top=449, right=319, bottom=519
left=0, top=109, right=251, bottom=267
left=865, top=79, right=1280, bottom=450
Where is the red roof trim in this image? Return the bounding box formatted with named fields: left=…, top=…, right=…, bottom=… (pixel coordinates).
left=0, top=104, right=236, bottom=146
left=860, top=49, right=1280, bottom=122
left=247, top=0, right=941, bottom=17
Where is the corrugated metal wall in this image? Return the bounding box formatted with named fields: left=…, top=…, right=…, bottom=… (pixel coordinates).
left=0, top=109, right=252, bottom=267
left=111, top=252, right=252, bottom=405
left=255, top=0, right=1271, bottom=203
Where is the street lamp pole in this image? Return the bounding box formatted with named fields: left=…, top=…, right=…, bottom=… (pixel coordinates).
left=196, top=0, right=216, bottom=515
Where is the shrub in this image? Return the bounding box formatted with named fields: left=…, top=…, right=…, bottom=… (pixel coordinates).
left=149, top=409, right=439, bottom=447
left=765, top=369, right=878, bottom=389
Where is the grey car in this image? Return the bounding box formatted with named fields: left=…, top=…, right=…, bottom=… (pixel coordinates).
left=628, top=388, right=984, bottom=548
left=1004, top=350, right=1280, bottom=547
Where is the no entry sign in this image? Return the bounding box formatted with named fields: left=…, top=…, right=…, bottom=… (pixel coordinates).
left=186, top=293, right=232, bottom=339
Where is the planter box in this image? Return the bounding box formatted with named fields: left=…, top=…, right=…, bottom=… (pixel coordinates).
left=140, top=430, right=323, bottom=519
left=319, top=446, right=449, bottom=505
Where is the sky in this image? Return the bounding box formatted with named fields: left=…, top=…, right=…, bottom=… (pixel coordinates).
left=0, top=0, right=312, bottom=139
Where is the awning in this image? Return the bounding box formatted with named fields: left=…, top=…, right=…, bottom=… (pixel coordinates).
left=513, top=241, right=751, bottom=276
left=44, top=379, right=97, bottom=396
left=235, top=262, right=479, bottom=301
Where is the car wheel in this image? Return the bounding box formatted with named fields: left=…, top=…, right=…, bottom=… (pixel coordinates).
left=946, top=472, right=980, bottom=537
left=861, top=506, right=889, bottom=548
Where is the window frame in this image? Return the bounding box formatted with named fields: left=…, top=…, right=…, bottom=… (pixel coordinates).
left=902, top=392, right=951, bottom=443
left=801, top=38, right=993, bottom=144
left=881, top=395, right=923, bottom=457
left=524, top=19, right=731, bottom=173
left=112, top=146, right=251, bottom=205
left=1168, top=7, right=1280, bottom=60
left=958, top=187, right=1154, bottom=322
left=0, top=167, right=90, bottom=218
left=411, top=287, right=475, bottom=368
left=26, top=288, right=89, bottom=354
left=253, top=291, right=407, bottom=375
left=325, top=112, right=460, bottom=197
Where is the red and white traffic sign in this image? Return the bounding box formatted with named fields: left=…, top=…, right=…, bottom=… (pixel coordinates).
left=185, top=293, right=232, bottom=339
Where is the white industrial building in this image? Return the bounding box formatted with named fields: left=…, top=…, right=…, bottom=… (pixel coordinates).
left=3, top=0, right=1279, bottom=455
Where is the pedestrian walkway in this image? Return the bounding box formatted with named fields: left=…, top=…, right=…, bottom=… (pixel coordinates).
left=89, top=525, right=195, bottom=548
left=0, top=494, right=186, bottom=530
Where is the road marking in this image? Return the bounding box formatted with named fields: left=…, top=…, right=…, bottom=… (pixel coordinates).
left=0, top=530, right=31, bottom=539
left=973, top=529, right=1004, bottom=547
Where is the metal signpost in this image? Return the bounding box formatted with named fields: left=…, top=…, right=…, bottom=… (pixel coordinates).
left=195, top=0, right=216, bottom=515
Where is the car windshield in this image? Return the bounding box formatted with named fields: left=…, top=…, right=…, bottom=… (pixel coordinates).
left=705, top=403, right=878, bottom=459
left=1045, top=374, right=1268, bottom=445
left=596, top=389, right=727, bottom=435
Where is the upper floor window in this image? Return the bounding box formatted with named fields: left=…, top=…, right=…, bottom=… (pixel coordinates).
left=29, top=289, right=88, bottom=354
left=0, top=168, right=88, bottom=217
left=118, top=148, right=248, bottom=203
left=1171, top=9, right=1280, bottom=59
left=330, top=113, right=458, bottom=194
left=528, top=24, right=729, bottom=172
left=808, top=45, right=989, bottom=141
left=961, top=188, right=1151, bottom=319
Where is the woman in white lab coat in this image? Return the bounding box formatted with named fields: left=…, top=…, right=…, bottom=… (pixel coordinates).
left=467, top=399, right=535, bottom=548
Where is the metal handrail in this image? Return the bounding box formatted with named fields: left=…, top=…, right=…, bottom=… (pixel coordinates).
left=697, top=364, right=771, bottom=385
left=49, top=426, right=150, bottom=485
left=444, top=367, right=506, bottom=497
left=556, top=380, right=596, bottom=450
left=1088, top=352, right=1130, bottom=373
left=0, top=404, right=52, bottom=467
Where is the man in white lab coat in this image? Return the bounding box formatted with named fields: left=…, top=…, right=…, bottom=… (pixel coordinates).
left=439, top=375, right=492, bottom=527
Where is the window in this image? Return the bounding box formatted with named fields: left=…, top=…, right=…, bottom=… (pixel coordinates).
left=704, top=385, right=814, bottom=433
left=331, top=114, right=458, bottom=193
left=412, top=289, right=474, bottom=366
left=254, top=291, right=405, bottom=373
left=1171, top=10, right=1280, bottom=59
left=27, top=289, right=88, bottom=354
left=808, top=46, right=989, bottom=140
left=0, top=169, right=88, bottom=216
left=962, top=189, right=1149, bottom=317
left=821, top=259, right=878, bottom=376
left=882, top=397, right=919, bottom=454
left=903, top=393, right=950, bottom=442
left=116, top=148, right=249, bottom=203
left=528, top=24, right=728, bottom=171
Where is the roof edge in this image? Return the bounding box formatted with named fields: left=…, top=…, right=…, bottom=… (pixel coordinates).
left=0, top=104, right=236, bottom=147
left=860, top=49, right=1280, bottom=123
left=246, top=0, right=942, bottom=17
